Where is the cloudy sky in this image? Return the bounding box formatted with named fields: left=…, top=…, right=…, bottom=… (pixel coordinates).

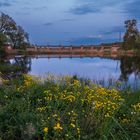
left=0, top=0, right=140, bottom=45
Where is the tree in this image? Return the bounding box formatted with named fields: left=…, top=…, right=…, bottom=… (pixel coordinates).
left=0, top=33, right=6, bottom=46
left=0, top=12, right=17, bottom=33
left=0, top=33, right=7, bottom=56
left=123, top=19, right=140, bottom=49
left=0, top=12, right=29, bottom=49
left=135, top=32, right=140, bottom=47
left=8, top=25, right=29, bottom=49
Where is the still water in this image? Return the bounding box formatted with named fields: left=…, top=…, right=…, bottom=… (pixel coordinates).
left=30, top=57, right=120, bottom=80
left=1, top=56, right=140, bottom=89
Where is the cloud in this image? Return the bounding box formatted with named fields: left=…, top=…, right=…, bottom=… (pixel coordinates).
left=33, top=6, right=47, bottom=10
left=124, top=0, right=140, bottom=19
left=69, top=4, right=100, bottom=15
left=43, top=18, right=75, bottom=27
left=44, top=22, right=53, bottom=26
left=101, top=26, right=125, bottom=35
left=67, top=37, right=102, bottom=45
left=69, top=0, right=127, bottom=15
left=65, top=36, right=119, bottom=45
left=59, top=18, right=75, bottom=22
left=21, top=5, right=47, bottom=12
left=0, top=0, right=20, bottom=8
left=0, top=2, right=11, bottom=7
left=15, top=11, right=30, bottom=15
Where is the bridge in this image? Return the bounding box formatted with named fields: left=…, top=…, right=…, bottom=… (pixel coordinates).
left=4, top=44, right=136, bottom=57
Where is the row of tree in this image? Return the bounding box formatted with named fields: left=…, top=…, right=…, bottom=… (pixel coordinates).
left=0, top=12, right=29, bottom=49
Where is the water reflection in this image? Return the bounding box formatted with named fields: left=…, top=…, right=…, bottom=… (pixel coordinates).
left=0, top=55, right=140, bottom=89
left=0, top=56, right=31, bottom=79
left=119, top=56, right=140, bottom=81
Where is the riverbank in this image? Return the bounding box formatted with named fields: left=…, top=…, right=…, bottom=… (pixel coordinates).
left=0, top=74, right=140, bottom=139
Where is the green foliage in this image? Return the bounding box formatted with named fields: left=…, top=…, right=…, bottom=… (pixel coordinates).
left=0, top=33, right=6, bottom=46
left=0, top=33, right=7, bottom=56
left=135, top=35, right=140, bottom=48
left=0, top=12, right=29, bottom=49
left=123, top=19, right=140, bottom=49
left=0, top=75, right=140, bottom=139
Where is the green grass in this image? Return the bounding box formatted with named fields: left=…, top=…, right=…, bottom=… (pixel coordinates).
left=0, top=74, right=140, bottom=140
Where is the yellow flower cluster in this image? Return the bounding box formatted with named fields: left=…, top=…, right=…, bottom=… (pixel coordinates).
left=132, top=102, right=140, bottom=112
left=37, top=106, right=47, bottom=112
left=44, top=91, right=53, bottom=101
left=14, top=75, right=127, bottom=139
left=2, top=73, right=140, bottom=139
left=53, top=123, right=63, bottom=131
left=43, top=127, right=48, bottom=133
left=23, top=74, right=34, bottom=87
left=121, top=118, right=131, bottom=124
left=62, top=95, right=76, bottom=102
left=85, top=87, right=124, bottom=118
left=16, top=74, right=35, bottom=92
left=73, top=80, right=80, bottom=86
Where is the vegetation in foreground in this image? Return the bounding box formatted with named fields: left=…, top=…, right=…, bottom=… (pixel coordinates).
left=0, top=74, right=140, bottom=140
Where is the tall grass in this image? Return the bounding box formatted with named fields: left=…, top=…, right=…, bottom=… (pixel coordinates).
left=0, top=74, right=139, bottom=140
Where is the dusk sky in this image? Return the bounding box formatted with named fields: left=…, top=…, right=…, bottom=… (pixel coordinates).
left=0, top=0, right=140, bottom=45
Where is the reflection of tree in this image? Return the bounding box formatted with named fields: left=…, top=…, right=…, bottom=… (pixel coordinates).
left=119, top=56, right=140, bottom=81
left=14, top=56, right=31, bottom=74
left=0, top=56, right=31, bottom=79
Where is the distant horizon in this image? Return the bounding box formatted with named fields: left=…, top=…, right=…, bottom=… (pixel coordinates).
left=30, top=41, right=122, bottom=47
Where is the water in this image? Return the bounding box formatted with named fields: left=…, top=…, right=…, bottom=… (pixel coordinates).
left=30, top=57, right=120, bottom=80
left=1, top=55, right=140, bottom=89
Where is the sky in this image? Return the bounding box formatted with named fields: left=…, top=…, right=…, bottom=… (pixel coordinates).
left=0, top=0, right=140, bottom=45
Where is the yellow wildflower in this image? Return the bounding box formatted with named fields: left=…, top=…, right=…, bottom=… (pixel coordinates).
left=132, top=103, right=140, bottom=112
left=105, top=113, right=110, bottom=118
left=121, top=118, right=130, bottom=124
left=73, top=80, right=80, bottom=86
left=54, top=123, right=63, bottom=131
left=77, top=128, right=80, bottom=134
left=70, top=123, right=76, bottom=128
left=43, top=127, right=48, bottom=133
left=62, top=95, right=75, bottom=102
left=52, top=114, right=57, bottom=117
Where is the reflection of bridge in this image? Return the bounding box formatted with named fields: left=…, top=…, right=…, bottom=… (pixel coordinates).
left=5, top=52, right=137, bottom=61
left=27, top=54, right=120, bottom=60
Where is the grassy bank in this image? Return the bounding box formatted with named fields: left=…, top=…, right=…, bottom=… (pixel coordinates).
left=0, top=75, right=140, bottom=140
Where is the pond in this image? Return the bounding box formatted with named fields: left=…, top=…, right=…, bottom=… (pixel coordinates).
left=0, top=55, right=140, bottom=89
